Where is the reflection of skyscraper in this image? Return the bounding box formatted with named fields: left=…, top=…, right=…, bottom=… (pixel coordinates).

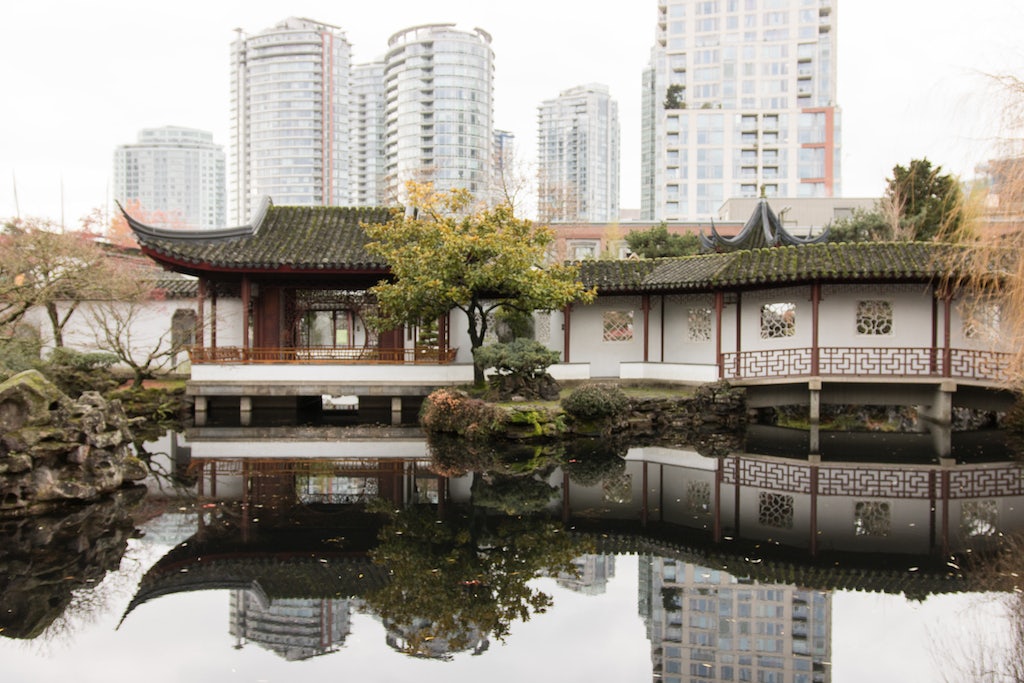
left=557, top=554, right=616, bottom=596
left=639, top=556, right=831, bottom=683
left=229, top=591, right=352, bottom=660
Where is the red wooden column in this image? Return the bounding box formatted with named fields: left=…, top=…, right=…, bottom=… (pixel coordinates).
left=930, top=286, right=939, bottom=374
left=563, top=304, right=572, bottom=363
left=642, top=294, right=651, bottom=362
left=210, top=287, right=218, bottom=350
left=241, top=276, right=251, bottom=356
left=715, top=292, right=725, bottom=379
left=196, top=278, right=206, bottom=351
left=809, top=464, right=819, bottom=556
left=942, top=290, right=953, bottom=377
left=734, top=292, right=742, bottom=379
left=713, top=460, right=723, bottom=543
left=811, top=283, right=821, bottom=375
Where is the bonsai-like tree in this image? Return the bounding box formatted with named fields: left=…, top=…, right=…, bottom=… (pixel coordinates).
left=364, top=182, right=595, bottom=385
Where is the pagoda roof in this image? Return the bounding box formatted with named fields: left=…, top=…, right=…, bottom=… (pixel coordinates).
left=120, top=199, right=398, bottom=277
left=700, top=197, right=831, bottom=252
left=578, top=241, right=980, bottom=293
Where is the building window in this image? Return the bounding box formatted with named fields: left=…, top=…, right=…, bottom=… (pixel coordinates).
left=760, top=302, right=795, bottom=338
left=687, top=307, right=712, bottom=342
left=603, top=310, right=635, bottom=342
left=758, top=492, right=794, bottom=529
left=854, top=501, right=891, bottom=537
left=568, top=240, right=599, bottom=260
left=856, top=300, right=893, bottom=335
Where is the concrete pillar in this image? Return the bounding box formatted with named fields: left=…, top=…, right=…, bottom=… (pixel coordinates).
left=194, top=396, right=208, bottom=427
left=240, top=396, right=252, bottom=426
left=391, top=397, right=403, bottom=426
left=808, top=379, right=821, bottom=456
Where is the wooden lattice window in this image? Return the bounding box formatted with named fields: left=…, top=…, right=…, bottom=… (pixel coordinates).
left=687, top=307, right=712, bottom=342
left=856, top=300, right=893, bottom=335
left=854, top=501, right=891, bottom=537
left=603, top=310, right=635, bottom=342
left=760, top=303, right=795, bottom=339
left=758, top=492, right=794, bottom=529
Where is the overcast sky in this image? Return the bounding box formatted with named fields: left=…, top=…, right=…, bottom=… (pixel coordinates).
left=1, top=0, right=1020, bottom=226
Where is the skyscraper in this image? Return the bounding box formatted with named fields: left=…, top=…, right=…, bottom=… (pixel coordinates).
left=352, top=60, right=387, bottom=207
left=230, top=18, right=352, bottom=223
left=113, top=126, right=225, bottom=229
left=641, top=0, right=840, bottom=221
left=383, top=24, right=494, bottom=204
left=537, top=83, right=621, bottom=222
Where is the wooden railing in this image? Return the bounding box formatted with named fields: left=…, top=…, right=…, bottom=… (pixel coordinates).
left=722, top=347, right=1011, bottom=384
left=189, top=346, right=458, bottom=365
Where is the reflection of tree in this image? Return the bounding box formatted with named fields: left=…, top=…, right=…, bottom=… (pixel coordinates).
left=560, top=438, right=628, bottom=487
left=935, top=534, right=1024, bottom=682
left=366, top=504, right=592, bottom=658
left=471, top=474, right=559, bottom=514
left=0, top=488, right=144, bottom=640
left=427, top=434, right=561, bottom=478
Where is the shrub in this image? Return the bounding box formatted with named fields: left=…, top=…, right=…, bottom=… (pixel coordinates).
left=420, top=388, right=504, bottom=440
left=561, top=383, right=630, bottom=422
left=473, top=338, right=560, bottom=380
left=36, top=347, right=120, bottom=398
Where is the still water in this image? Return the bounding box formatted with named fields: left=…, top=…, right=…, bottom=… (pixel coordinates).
left=0, top=425, right=1021, bottom=683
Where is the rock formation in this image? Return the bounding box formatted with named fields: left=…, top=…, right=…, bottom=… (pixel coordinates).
left=0, top=370, right=148, bottom=516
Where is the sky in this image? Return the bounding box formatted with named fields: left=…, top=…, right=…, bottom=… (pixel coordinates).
left=0, top=0, right=1021, bottom=227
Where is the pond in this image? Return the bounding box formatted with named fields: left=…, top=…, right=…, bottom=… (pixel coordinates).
left=0, top=425, right=1021, bottom=683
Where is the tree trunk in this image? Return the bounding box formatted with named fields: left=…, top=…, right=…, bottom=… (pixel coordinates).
left=45, top=302, right=64, bottom=348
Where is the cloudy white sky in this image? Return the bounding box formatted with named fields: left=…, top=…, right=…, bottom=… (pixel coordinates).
left=1, top=0, right=1020, bottom=226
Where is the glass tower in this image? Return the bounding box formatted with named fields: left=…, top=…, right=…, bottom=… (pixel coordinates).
left=537, top=83, right=621, bottom=222
left=113, top=126, right=225, bottom=229
left=383, top=24, right=494, bottom=204
left=230, top=18, right=352, bottom=223
left=641, top=0, right=840, bottom=221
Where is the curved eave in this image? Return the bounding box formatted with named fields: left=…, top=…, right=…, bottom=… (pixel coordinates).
left=117, top=197, right=270, bottom=242
left=137, top=245, right=390, bottom=278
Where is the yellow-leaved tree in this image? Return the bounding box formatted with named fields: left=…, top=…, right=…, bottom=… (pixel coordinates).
left=364, top=182, right=595, bottom=385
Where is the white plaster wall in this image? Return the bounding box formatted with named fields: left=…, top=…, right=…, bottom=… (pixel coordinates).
left=737, top=286, right=814, bottom=353
left=24, top=297, right=243, bottom=373
left=818, top=284, right=935, bottom=349
left=815, top=496, right=934, bottom=554
left=568, top=295, right=646, bottom=377
left=950, top=293, right=1012, bottom=353
left=662, top=293, right=718, bottom=365
left=191, top=362, right=475, bottom=385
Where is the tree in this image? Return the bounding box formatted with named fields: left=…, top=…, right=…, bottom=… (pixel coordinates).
left=885, top=158, right=964, bottom=241
left=364, top=181, right=595, bottom=385
left=826, top=208, right=892, bottom=243
left=664, top=83, right=685, bottom=109
left=625, top=223, right=701, bottom=257
left=0, top=218, right=115, bottom=347
left=87, top=277, right=187, bottom=389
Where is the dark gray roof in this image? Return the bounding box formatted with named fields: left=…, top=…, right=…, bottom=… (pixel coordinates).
left=121, top=201, right=397, bottom=275
left=700, top=198, right=831, bottom=252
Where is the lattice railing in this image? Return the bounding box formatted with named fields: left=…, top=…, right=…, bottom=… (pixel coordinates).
left=721, top=347, right=1010, bottom=383
left=723, top=458, right=1024, bottom=500
left=189, top=346, right=458, bottom=365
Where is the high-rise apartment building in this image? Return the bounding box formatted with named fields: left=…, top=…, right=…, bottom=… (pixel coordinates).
left=537, top=84, right=621, bottom=222
left=113, top=126, right=225, bottom=229
left=230, top=18, right=352, bottom=223
left=641, top=0, right=840, bottom=221
left=383, top=24, right=494, bottom=204
left=352, top=60, right=387, bottom=207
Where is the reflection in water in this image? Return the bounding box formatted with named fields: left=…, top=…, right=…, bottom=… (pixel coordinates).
left=1, top=425, right=1022, bottom=679
left=0, top=488, right=144, bottom=639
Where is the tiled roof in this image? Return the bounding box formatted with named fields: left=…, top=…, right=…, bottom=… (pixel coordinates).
left=699, top=198, right=831, bottom=252
left=124, top=203, right=397, bottom=273
left=579, top=241, right=975, bottom=293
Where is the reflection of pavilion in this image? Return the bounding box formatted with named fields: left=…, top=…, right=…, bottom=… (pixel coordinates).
left=639, top=557, right=830, bottom=683
left=230, top=593, right=354, bottom=661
